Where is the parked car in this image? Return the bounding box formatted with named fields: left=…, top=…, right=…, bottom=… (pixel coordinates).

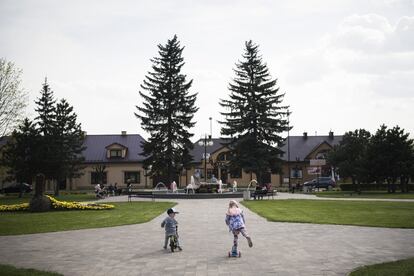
left=303, top=177, right=335, bottom=190
left=0, top=183, right=33, bottom=194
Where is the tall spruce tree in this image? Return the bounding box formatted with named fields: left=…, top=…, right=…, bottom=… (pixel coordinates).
left=219, top=40, right=290, bottom=184
left=135, top=35, right=198, bottom=185
left=34, top=79, right=56, bottom=181
left=53, top=99, right=85, bottom=195
left=34, top=80, right=85, bottom=195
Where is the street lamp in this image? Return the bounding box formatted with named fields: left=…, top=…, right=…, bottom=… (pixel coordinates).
left=199, top=134, right=213, bottom=183
left=287, top=109, right=291, bottom=190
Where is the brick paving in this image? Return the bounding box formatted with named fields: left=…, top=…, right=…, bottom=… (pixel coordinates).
left=0, top=194, right=414, bottom=275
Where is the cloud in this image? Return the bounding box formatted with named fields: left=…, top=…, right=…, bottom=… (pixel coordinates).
left=283, top=14, right=414, bottom=99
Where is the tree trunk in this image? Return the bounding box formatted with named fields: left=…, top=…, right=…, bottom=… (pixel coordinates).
left=400, top=176, right=406, bottom=193
left=30, top=174, right=51, bottom=212
left=387, top=179, right=392, bottom=193
left=18, top=182, right=23, bottom=198
left=54, top=180, right=60, bottom=196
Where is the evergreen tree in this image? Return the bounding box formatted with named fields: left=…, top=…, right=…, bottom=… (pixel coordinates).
left=34, top=79, right=56, bottom=180
left=34, top=80, right=85, bottom=195
left=135, top=35, right=198, bottom=185
left=53, top=99, right=85, bottom=195
left=219, top=40, right=290, bottom=184
left=1, top=118, right=40, bottom=198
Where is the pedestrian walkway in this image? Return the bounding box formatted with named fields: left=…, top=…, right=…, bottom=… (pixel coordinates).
left=0, top=197, right=414, bottom=275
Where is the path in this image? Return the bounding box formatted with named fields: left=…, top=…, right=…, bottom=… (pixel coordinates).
left=0, top=196, right=414, bottom=275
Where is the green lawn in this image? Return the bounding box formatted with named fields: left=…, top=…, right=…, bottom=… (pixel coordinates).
left=0, top=264, right=62, bottom=276
left=0, top=201, right=174, bottom=235
left=242, top=199, right=414, bottom=228
left=315, top=191, right=414, bottom=199
left=349, top=257, right=414, bottom=276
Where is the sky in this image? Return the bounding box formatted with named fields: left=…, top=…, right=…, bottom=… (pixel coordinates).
left=1, top=0, right=413, bottom=140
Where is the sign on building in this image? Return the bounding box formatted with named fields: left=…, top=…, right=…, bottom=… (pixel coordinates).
left=307, top=167, right=321, bottom=175
left=310, top=159, right=326, bottom=166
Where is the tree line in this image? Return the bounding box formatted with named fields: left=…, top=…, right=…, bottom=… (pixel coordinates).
left=328, top=125, right=414, bottom=193
left=0, top=35, right=290, bottom=209
left=1, top=79, right=85, bottom=200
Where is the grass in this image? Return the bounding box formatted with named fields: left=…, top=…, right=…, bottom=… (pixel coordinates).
left=314, top=190, right=414, bottom=199
left=0, top=264, right=62, bottom=276
left=242, top=199, right=414, bottom=228
left=0, top=200, right=174, bottom=235
left=349, top=257, right=414, bottom=276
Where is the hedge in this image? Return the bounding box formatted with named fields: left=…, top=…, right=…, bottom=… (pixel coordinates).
left=339, top=183, right=414, bottom=191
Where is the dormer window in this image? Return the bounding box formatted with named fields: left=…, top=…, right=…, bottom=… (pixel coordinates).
left=110, top=149, right=122, bottom=158
left=106, top=143, right=128, bottom=159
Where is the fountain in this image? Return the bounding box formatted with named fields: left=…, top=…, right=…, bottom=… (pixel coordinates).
left=247, top=179, right=258, bottom=191
left=145, top=176, right=245, bottom=199
left=154, top=182, right=168, bottom=191
left=185, top=176, right=197, bottom=194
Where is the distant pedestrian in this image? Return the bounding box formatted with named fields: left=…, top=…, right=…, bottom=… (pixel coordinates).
left=232, top=180, right=238, bottom=192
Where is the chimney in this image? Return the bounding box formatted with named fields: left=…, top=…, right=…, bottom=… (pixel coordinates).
left=329, top=131, right=334, bottom=139
left=121, top=131, right=127, bottom=136
left=303, top=132, right=308, bottom=139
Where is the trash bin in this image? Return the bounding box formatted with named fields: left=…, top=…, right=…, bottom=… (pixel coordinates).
left=243, top=190, right=251, bottom=200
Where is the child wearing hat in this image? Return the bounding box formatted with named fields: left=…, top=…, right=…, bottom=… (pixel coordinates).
left=161, top=207, right=182, bottom=251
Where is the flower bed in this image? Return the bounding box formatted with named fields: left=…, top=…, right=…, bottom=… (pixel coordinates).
left=0, top=202, right=29, bottom=212
left=0, top=196, right=114, bottom=212
left=47, top=196, right=114, bottom=210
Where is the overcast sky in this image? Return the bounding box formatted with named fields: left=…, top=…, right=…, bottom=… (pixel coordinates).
left=1, top=0, right=413, bottom=140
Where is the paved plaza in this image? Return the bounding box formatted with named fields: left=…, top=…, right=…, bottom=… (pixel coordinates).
left=1, top=194, right=414, bottom=275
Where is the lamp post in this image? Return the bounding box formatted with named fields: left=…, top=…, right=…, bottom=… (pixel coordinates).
left=287, top=109, right=291, bottom=190
left=199, top=134, right=213, bottom=183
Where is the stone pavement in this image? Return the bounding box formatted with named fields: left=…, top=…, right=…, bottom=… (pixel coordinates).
left=1, top=195, right=414, bottom=276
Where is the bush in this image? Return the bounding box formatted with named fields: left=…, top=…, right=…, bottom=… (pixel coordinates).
left=339, top=183, right=414, bottom=191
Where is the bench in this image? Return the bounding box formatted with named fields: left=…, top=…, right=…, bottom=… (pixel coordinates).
left=126, top=190, right=155, bottom=202
left=252, top=189, right=277, bottom=200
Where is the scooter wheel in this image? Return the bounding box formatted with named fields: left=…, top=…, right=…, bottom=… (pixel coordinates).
left=238, top=251, right=241, bottom=257
left=228, top=252, right=231, bottom=257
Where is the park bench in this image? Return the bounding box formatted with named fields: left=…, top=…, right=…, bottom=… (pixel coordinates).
left=252, top=189, right=277, bottom=200
left=126, top=189, right=154, bottom=202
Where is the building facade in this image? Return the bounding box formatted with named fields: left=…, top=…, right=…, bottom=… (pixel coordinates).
left=279, top=131, right=342, bottom=187
left=1, top=131, right=342, bottom=191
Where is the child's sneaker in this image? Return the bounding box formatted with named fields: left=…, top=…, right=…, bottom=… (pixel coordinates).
left=163, top=246, right=167, bottom=250
left=247, top=237, right=253, bottom=248
left=178, top=246, right=183, bottom=251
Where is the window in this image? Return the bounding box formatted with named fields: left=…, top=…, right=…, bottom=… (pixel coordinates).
left=110, top=149, right=122, bottom=158
left=91, top=172, right=107, bottom=184
left=290, top=168, right=303, bottom=179
left=124, top=171, right=140, bottom=184
left=217, top=152, right=228, bottom=161
left=230, top=167, right=242, bottom=178
left=207, top=169, right=214, bottom=180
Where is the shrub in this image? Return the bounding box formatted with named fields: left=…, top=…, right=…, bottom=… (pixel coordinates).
left=339, top=183, right=414, bottom=191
